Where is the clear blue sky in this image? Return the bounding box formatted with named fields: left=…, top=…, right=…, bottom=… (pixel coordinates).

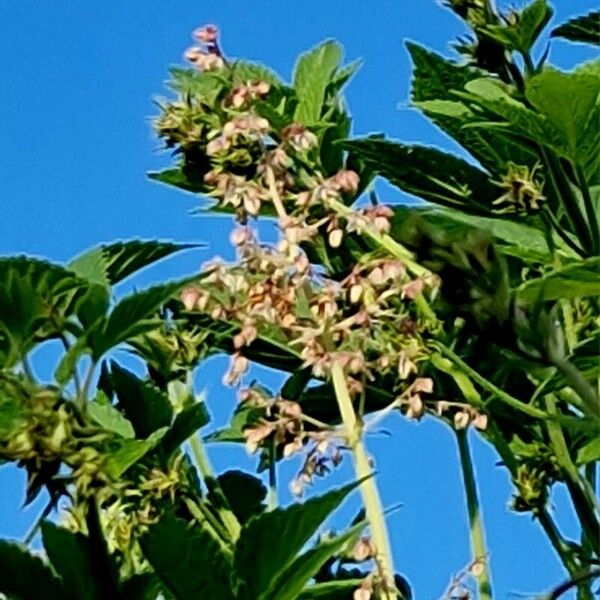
left=0, top=1, right=596, bottom=598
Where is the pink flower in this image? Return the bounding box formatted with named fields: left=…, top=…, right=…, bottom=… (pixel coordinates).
left=193, top=24, right=219, bottom=43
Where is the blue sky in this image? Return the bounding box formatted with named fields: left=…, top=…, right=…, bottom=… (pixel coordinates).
left=0, top=1, right=597, bottom=598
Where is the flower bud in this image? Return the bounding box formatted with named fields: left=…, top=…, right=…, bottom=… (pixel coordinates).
left=328, top=228, right=343, bottom=248
left=454, top=411, right=471, bottom=430
left=181, top=287, right=200, bottom=311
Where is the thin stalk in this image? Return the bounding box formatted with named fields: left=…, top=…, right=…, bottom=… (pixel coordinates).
left=547, top=569, right=600, bottom=600
left=23, top=500, right=54, bottom=546
left=58, top=333, right=82, bottom=397
left=434, top=343, right=549, bottom=419
left=330, top=361, right=397, bottom=600
left=265, top=167, right=288, bottom=220
left=544, top=395, right=600, bottom=553
left=456, top=430, right=493, bottom=600
left=189, top=434, right=241, bottom=541
left=78, top=361, right=96, bottom=409
left=21, top=354, right=35, bottom=383
left=552, top=358, right=599, bottom=417
left=267, top=438, right=277, bottom=511
left=574, top=164, right=600, bottom=254
left=183, top=498, right=233, bottom=557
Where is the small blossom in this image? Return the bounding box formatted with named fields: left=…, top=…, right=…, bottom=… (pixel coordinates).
left=282, top=123, right=318, bottom=151
left=473, top=413, right=488, bottom=431
left=184, top=46, right=204, bottom=63
left=249, top=79, right=270, bottom=96
left=180, top=287, right=200, bottom=311
left=328, top=228, right=343, bottom=248
left=352, top=537, right=376, bottom=562
left=206, top=136, right=231, bottom=155
left=193, top=24, right=219, bottom=43
left=194, top=52, right=224, bottom=71
left=329, top=169, right=360, bottom=194
left=454, top=411, right=471, bottom=430
left=401, top=278, right=425, bottom=300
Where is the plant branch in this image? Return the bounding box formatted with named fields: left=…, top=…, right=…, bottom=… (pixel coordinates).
left=456, top=430, right=493, bottom=600
left=267, top=438, right=277, bottom=511
left=546, top=569, right=600, bottom=600
left=189, top=434, right=241, bottom=541
left=544, top=394, right=600, bottom=554
left=434, top=343, right=549, bottom=419
left=330, top=360, right=398, bottom=600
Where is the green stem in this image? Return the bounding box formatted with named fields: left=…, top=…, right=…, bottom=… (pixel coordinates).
left=78, top=361, right=96, bottom=409
left=23, top=500, right=53, bottom=546
left=189, top=434, right=241, bottom=541
left=456, top=430, right=493, bottom=600
left=574, top=164, right=600, bottom=254
left=435, top=343, right=549, bottom=419
left=544, top=395, right=600, bottom=555
left=183, top=498, right=233, bottom=557
left=267, top=438, right=277, bottom=511
left=330, top=361, right=398, bottom=600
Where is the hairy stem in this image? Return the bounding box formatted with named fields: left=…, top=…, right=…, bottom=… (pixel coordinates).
left=189, top=434, right=241, bottom=541
left=330, top=361, right=398, bottom=599
left=456, top=430, right=493, bottom=600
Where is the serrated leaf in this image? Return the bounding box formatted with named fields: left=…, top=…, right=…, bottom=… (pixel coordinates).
left=231, top=61, right=284, bottom=86
left=552, top=11, right=600, bottom=46
left=148, top=167, right=207, bottom=194
left=265, top=522, right=365, bottom=600
left=216, top=470, right=267, bottom=525
left=169, top=67, right=225, bottom=101
left=234, top=479, right=362, bottom=600
left=343, top=138, right=498, bottom=214
left=0, top=540, right=65, bottom=600
left=406, top=42, right=535, bottom=171
left=41, top=521, right=113, bottom=600
left=92, top=278, right=196, bottom=359
left=160, top=402, right=210, bottom=458
left=111, top=362, right=173, bottom=438
left=140, top=512, right=234, bottom=600
left=293, top=41, right=343, bottom=124
left=0, top=257, right=87, bottom=367
left=105, top=427, right=168, bottom=478
left=71, top=240, right=198, bottom=287
left=516, top=257, right=600, bottom=303
left=482, top=0, right=553, bottom=53
left=88, top=399, right=135, bottom=438
left=525, top=65, right=600, bottom=181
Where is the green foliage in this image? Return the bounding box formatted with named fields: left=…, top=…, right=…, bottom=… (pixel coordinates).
left=482, top=0, right=553, bottom=54
left=551, top=10, right=600, bottom=46
left=0, top=540, right=65, bottom=600
left=343, top=138, right=499, bottom=214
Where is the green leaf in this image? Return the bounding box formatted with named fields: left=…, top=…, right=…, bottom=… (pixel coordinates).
left=516, top=257, right=600, bottom=303
left=293, top=41, right=343, bottom=124
left=70, top=240, right=198, bottom=287
left=148, top=167, right=206, bottom=194
left=551, top=11, right=600, bottom=46
left=111, top=362, right=173, bottom=438
left=41, top=521, right=112, bottom=600
left=87, top=399, right=135, bottom=438
left=92, top=278, right=195, bottom=359
left=297, top=579, right=364, bottom=599
left=406, top=42, right=535, bottom=171
left=216, top=470, right=267, bottom=525
left=231, top=61, right=284, bottom=87
left=265, top=522, right=365, bottom=600
left=169, top=67, right=225, bottom=101
left=160, top=401, right=210, bottom=458
left=234, top=479, right=362, bottom=600
left=0, top=257, right=87, bottom=367
left=482, top=0, right=553, bottom=54
left=576, top=437, right=600, bottom=464
left=0, top=540, right=65, bottom=600
left=525, top=66, right=600, bottom=180
left=343, top=138, right=498, bottom=214
left=105, top=427, right=168, bottom=478
left=119, top=573, right=163, bottom=600
left=140, top=512, right=234, bottom=600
